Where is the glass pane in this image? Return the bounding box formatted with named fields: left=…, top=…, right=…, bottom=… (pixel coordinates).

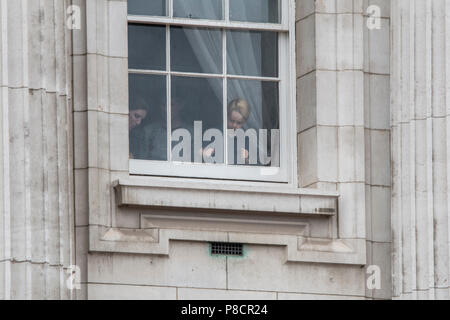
left=227, top=79, right=280, bottom=166
left=227, top=30, right=278, bottom=77
left=230, top=0, right=280, bottom=23
left=128, top=24, right=166, bottom=70
left=128, top=0, right=166, bottom=16
left=171, top=76, right=223, bottom=164
left=174, top=0, right=222, bottom=20
left=129, top=73, right=167, bottom=161
left=171, top=27, right=222, bottom=74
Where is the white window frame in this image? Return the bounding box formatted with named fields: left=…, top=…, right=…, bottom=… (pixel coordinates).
left=128, top=0, right=297, bottom=184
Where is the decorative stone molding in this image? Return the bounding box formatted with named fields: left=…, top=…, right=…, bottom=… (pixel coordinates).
left=85, top=178, right=365, bottom=265
left=90, top=225, right=366, bottom=266
left=114, top=178, right=338, bottom=216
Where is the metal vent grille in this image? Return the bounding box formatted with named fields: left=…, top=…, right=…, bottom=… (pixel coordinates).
left=211, top=242, right=243, bottom=256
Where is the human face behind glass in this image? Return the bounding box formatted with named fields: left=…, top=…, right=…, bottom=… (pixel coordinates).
left=228, top=110, right=246, bottom=130
left=129, top=109, right=147, bottom=130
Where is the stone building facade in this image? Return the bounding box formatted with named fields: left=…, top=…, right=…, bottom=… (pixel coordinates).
left=0, top=0, right=448, bottom=300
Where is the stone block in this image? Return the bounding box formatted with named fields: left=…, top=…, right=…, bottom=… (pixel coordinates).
left=370, top=130, right=391, bottom=187
left=316, top=71, right=337, bottom=126
left=73, top=55, right=88, bottom=112
left=297, top=72, right=317, bottom=132
left=178, top=288, right=276, bottom=300
left=88, top=241, right=227, bottom=289
left=278, top=292, right=365, bottom=300
left=76, top=226, right=89, bottom=283
left=109, top=113, right=129, bottom=171
left=317, top=126, right=338, bottom=182
left=296, top=0, right=315, bottom=21
left=109, top=57, right=129, bottom=114
left=315, top=13, right=337, bottom=70
left=75, top=168, right=89, bottom=226
left=298, top=128, right=317, bottom=187
left=227, top=245, right=365, bottom=296
left=88, top=283, right=176, bottom=300
left=296, top=14, right=316, bottom=76
left=371, top=242, right=392, bottom=299
left=108, top=0, right=128, bottom=58
left=338, top=182, right=366, bottom=239
left=370, top=186, right=391, bottom=242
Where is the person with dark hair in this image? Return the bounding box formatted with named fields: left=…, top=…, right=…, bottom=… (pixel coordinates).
left=129, top=107, right=148, bottom=130
left=129, top=98, right=150, bottom=159
left=141, top=105, right=167, bottom=161
left=129, top=97, right=167, bottom=161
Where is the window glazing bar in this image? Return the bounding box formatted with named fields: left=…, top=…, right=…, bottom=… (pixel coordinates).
left=127, top=15, right=288, bottom=32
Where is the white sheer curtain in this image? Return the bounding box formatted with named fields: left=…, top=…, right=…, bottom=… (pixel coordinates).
left=227, top=31, right=280, bottom=167
left=175, top=1, right=264, bottom=131
left=172, top=0, right=280, bottom=166
left=227, top=32, right=263, bottom=131
left=174, top=1, right=223, bottom=102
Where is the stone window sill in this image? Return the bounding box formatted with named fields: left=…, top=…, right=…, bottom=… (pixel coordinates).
left=113, top=177, right=339, bottom=216
left=92, top=177, right=366, bottom=266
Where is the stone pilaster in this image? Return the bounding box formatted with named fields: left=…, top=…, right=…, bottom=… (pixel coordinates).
left=391, top=0, right=450, bottom=300
left=297, top=0, right=367, bottom=241
left=363, top=0, right=391, bottom=300
left=0, top=0, right=74, bottom=299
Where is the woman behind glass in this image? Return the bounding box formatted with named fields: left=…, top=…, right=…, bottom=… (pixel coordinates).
left=129, top=100, right=149, bottom=159
left=129, top=99, right=167, bottom=161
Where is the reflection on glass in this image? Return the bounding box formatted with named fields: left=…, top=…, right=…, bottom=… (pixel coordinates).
left=171, top=27, right=222, bottom=74
left=128, top=0, right=166, bottom=16
left=128, top=24, right=166, bottom=70
left=129, top=73, right=167, bottom=161
left=230, top=0, right=280, bottom=23
left=227, top=30, right=278, bottom=77
left=227, top=79, right=280, bottom=166
left=174, top=0, right=222, bottom=20
left=171, top=76, right=223, bottom=163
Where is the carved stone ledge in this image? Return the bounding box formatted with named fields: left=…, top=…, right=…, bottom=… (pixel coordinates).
left=113, top=178, right=339, bottom=216
left=91, top=178, right=365, bottom=265
left=90, top=224, right=365, bottom=266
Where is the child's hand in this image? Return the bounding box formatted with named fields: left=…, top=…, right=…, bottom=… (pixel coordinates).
left=199, top=148, right=215, bottom=160
left=203, top=148, right=215, bottom=158
left=241, top=148, right=249, bottom=160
